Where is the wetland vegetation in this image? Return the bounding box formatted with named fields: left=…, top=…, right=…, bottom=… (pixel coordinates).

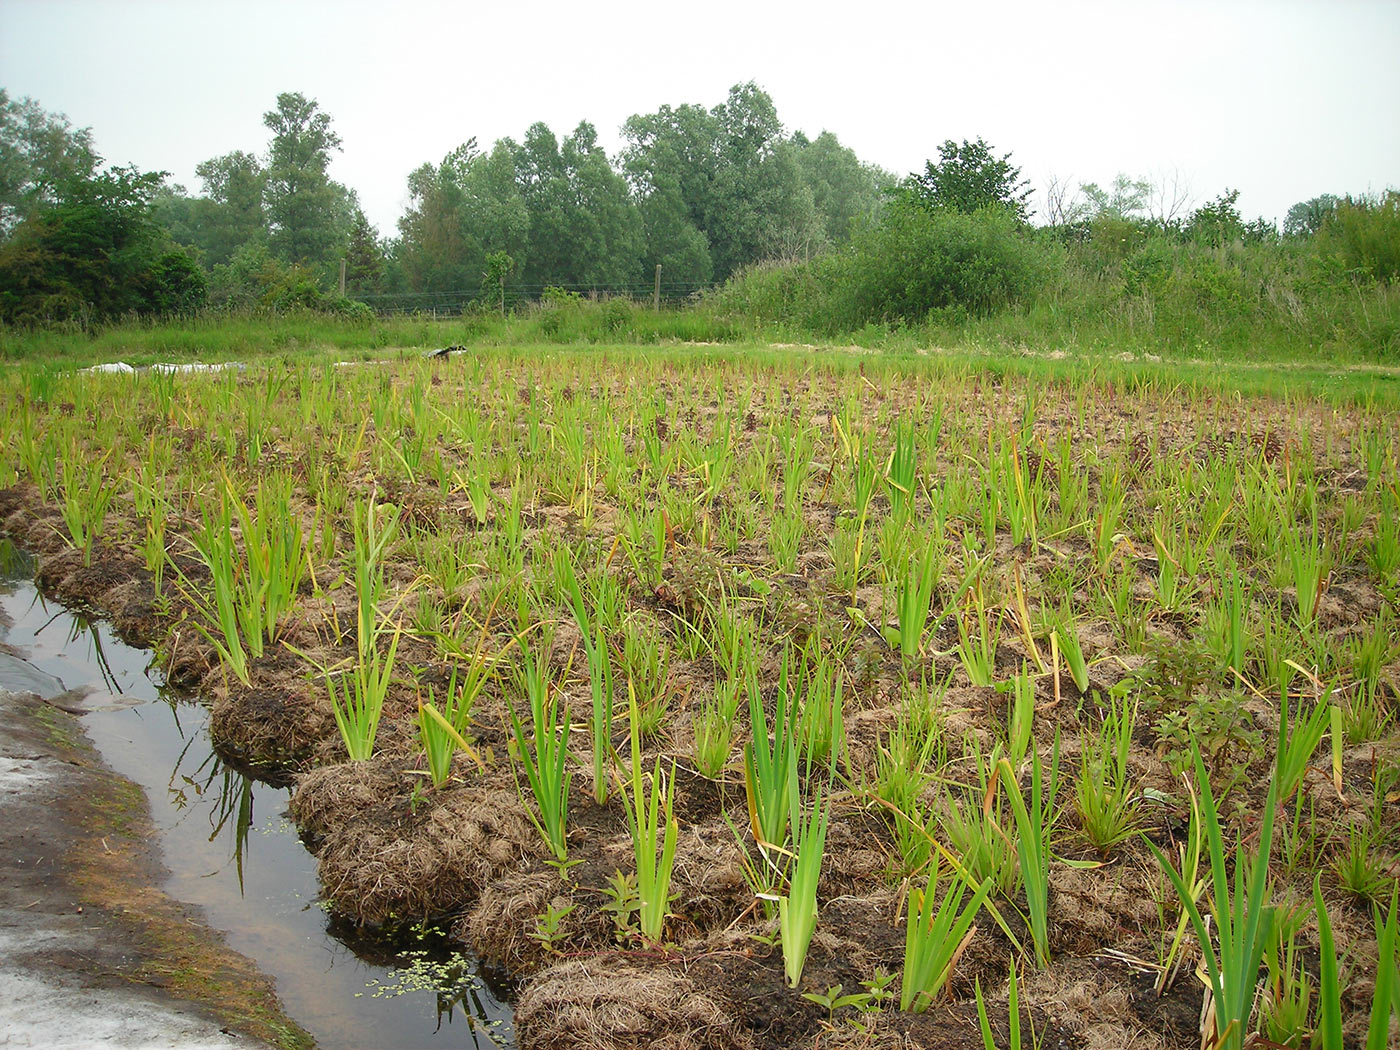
left=0, top=342, right=1396, bottom=1049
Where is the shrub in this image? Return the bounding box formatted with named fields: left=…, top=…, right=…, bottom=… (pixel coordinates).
left=1316, top=191, right=1400, bottom=284
left=832, top=202, right=1045, bottom=325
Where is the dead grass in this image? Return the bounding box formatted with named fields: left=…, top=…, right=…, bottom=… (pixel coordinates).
left=289, top=759, right=541, bottom=925
left=515, top=958, right=752, bottom=1050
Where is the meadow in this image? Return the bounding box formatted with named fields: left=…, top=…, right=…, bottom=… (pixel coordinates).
left=0, top=336, right=1396, bottom=1050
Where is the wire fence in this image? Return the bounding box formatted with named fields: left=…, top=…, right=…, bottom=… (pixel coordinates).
left=351, top=280, right=710, bottom=316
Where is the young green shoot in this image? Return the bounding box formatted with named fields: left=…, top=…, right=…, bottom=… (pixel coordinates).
left=1145, top=744, right=1278, bottom=1050
left=619, top=682, right=679, bottom=944
left=998, top=737, right=1060, bottom=968
left=779, top=779, right=830, bottom=988
left=508, top=647, right=576, bottom=874
left=901, top=857, right=994, bottom=1011
left=744, top=657, right=799, bottom=869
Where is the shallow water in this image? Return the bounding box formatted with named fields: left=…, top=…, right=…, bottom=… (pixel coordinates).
left=0, top=540, right=516, bottom=1050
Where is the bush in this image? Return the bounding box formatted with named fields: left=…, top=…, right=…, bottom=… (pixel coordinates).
left=1316, top=191, right=1400, bottom=283
left=710, top=205, right=1046, bottom=335
left=828, top=202, right=1046, bottom=327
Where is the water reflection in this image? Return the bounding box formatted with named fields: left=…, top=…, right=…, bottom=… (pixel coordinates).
left=0, top=558, right=517, bottom=1049
left=330, top=920, right=517, bottom=1048
left=167, top=734, right=256, bottom=892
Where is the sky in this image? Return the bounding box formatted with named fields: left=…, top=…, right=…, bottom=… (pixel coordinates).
left=2, top=0, right=1397, bottom=237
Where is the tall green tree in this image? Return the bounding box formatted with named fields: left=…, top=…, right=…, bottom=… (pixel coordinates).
left=792, top=130, right=891, bottom=249
left=623, top=82, right=821, bottom=282
left=0, top=89, right=99, bottom=238
left=1079, top=173, right=1153, bottom=220
left=344, top=206, right=384, bottom=294
left=906, top=137, right=1033, bottom=221
left=635, top=177, right=713, bottom=289
left=0, top=165, right=205, bottom=324
left=397, top=141, right=481, bottom=294
left=262, top=92, right=347, bottom=268
left=622, top=100, right=722, bottom=284
left=461, top=140, right=530, bottom=289
left=1284, top=194, right=1339, bottom=237
left=191, top=150, right=267, bottom=266
left=396, top=136, right=529, bottom=299
left=705, top=85, right=818, bottom=274
left=560, top=122, right=643, bottom=287
left=515, top=123, right=571, bottom=287
left=154, top=151, right=268, bottom=269
left=514, top=121, right=642, bottom=289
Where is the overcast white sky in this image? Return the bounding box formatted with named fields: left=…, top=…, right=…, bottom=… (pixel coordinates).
left=2, top=0, right=1397, bottom=237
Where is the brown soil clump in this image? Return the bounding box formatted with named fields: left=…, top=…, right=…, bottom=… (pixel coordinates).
left=515, top=956, right=753, bottom=1050
left=209, top=684, right=335, bottom=771
left=289, top=759, right=542, bottom=924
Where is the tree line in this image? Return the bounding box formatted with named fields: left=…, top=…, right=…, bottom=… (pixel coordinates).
left=0, top=83, right=1393, bottom=332
left=713, top=137, right=1398, bottom=359
left=0, top=83, right=891, bottom=323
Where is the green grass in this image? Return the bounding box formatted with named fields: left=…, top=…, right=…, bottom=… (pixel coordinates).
left=5, top=306, right=1400, bottom=410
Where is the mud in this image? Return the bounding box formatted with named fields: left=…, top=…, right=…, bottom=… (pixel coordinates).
left=0, top=686, right=305, bottom=1049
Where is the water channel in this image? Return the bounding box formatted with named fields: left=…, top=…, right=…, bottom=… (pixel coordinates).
left=0, top=540, right=517, bottom=1050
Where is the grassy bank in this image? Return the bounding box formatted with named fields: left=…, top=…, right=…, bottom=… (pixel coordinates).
left=4, top=312, right=1398, bottom=410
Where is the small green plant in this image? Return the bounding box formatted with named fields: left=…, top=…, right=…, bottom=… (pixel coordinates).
left=558, top=550, right=615, bottom=804
left=599, top=870, right=640, bottom=942
left=529, top=900, right=577, bottom=953
left=1259, top=911, right=1314, bottom=1049
left=1051, top=603, right=1090, bottom=694
left=327, top=498, right=404, bottom=760
left=1275, top=687, right=1331, bottom=803
left=56, top=443, right=114, bottom=566
left=1283, top=512, right=1330, bottom=629
left=999, top=668, right=1035, bottom=770
left=183, top=472, right=308, bottom=687
left=1331, top=822, right=1395, bottom=906
left=743, top=657, right=800, bottom=862
left=942, top=739, right=1020, bottom=899
left=901, top=857, right=994, bottom=1011
left=417, top=667, right=479, bottom=789
left=956, top=580, right=1000, bottom=688
left=1146, top=744, right=1278, bottom=1050
left=1223, top=574, right=1251, bottom=681
left=1074, top=694, right=1140, bottom=854
left=692, top=692, right=735, bottom=779
left=1154, top=690, right=1261, bottom=790
left=621, top=617, right=671, bottom=737
left=619, top=683, right=679, bottom=944
left=798, top=657, right=846, bottom=773
left=508, top=647, right=576, bottom=874
left=1151, top=772, right=1208, bottom=996
left=886, top=420, right=918, bottom=522
left=974, top=961, right=1041, bottom=1050
left=802, top=983, right=874, bottom=1025
left=874, top=721, right=940, bottom=877
left=1315, top=878, right=1400, bottom=1050
left=999, top=739, right=1060, bottom=968
left=779, top=781, right=830, bottom=988
left=891, top=543, right=941, bottom=660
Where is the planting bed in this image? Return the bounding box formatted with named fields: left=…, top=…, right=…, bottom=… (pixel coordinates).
left=1, top=345, right=1397, bottom=1049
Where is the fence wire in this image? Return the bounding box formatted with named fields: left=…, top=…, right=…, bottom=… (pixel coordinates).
left=351, top=281, right=709, bottom=315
